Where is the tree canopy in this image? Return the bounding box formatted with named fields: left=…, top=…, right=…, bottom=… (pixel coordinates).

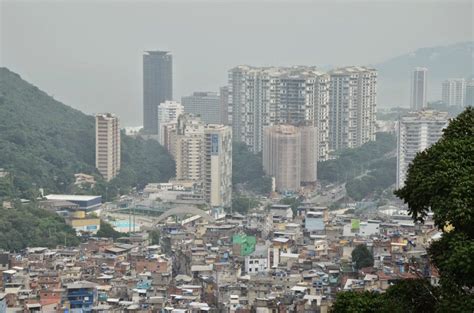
left=332, top=108, right=474, bottom=312
left=395, top=107, right=474, bottom=290
left=232, top=142, right=272, bottom=195
left=395, top=107, right=474, bottom=233
left=0, top=204, right=80, bottom=251
left=231, top=194, right=261, bottom=214
left=96, top=220, right=127, bottom=240
left=331, top=279, right=439, bottom=313
left=318, top=132, right=397, bottom=200
left=351, top=244, right=374, bottom=270
left=0, top=68, right=175, bottom=201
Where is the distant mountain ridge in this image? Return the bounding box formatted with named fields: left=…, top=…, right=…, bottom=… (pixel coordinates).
left=0, top=67, right=175, bottom=198
left=375, top=41, right=473, bottom=107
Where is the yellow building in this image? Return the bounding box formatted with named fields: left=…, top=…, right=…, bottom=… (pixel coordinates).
left=67, top=211, right=101, bottom=234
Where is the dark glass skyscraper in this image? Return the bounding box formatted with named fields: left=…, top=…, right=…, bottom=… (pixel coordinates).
left=143, top=51, right=173, bottom=134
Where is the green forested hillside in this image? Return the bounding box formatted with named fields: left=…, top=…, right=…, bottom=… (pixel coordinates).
left=0, top=67, right=175, bottom=199
left=232, top=142, right=272, bottom=195
left=318, top=132, right=397, bottom=200
left=0, top=205, right=80, bottom=250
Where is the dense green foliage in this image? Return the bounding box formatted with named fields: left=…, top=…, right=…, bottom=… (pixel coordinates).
left=331, top=279, right=439, bottom=313
left=279, top=196, right=304, bottom=215
left=96, top=220, right=127, bottom=240
left=383, top=279, right=439, bottom=313
left=0, top=68, right=96, bottom=197
left=231, top=194, right=260, bottom=214
left=318, top=132, right=396, bottom=183
left=395, top=108, right=474, bottom=312
left=0, top=68, right=175, bottom=200
left=86, top=135, right=176, bottom=201
left=345, top=157, right=396, bottom=201
left=0, top=176, right=14, bottom=200
left=333, top=108, right=474, bottom=313
left=331, top=290, right=391, bottom=313
left=0, top=204, right=80, bottom=250
left=318, top=132, right=397, bottom=200
left=395, top=107, right=474, bottom=234
left=149, top=229, right=161, bottom=245
left=232, top=142, right=272, bottom=195
left=351, top=244, right=374, bottom=270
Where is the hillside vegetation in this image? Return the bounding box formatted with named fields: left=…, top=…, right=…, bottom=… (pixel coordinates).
left=232, top=142, right=272, bottom=195
left=0, top=67, right=175, bottom=200
left=0, top=204, right=80, bottom=251
left=318, top=132, right=397, bottom=200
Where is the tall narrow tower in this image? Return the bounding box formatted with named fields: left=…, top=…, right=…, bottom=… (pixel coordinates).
left=411, top=67, right=428, bottom=110
left=95, top=113, right=121, bottom=181
left=143, top=51, right=173, bottom=134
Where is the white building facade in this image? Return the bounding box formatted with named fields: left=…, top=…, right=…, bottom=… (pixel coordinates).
left=181, top=92, right=223, bottom=124
left=244, top=255, right=269, bottom=275
left=329, top=66, right=377, bottom=151
left=175, top=114, right=205, bottom=181
left=95, top=113, right=121, bottom=181
left=157, top=100, right=184, bottom=145
left=442, top=79, right=465, bottom=107
left=396, top=110, right=449, bottom=188
left=228, top=66, right=329, bottom=160
left=203, top=124, right=233, bottom=208
left=465, top=80, right=474, bottom=107
left=173, top=114, right=232, bottom=208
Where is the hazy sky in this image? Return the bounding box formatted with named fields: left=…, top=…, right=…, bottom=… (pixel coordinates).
left=1, top=0, right=472, bottom=126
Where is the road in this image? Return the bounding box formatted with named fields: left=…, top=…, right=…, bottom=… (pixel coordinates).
left=307, top=184, right=346, bottom=206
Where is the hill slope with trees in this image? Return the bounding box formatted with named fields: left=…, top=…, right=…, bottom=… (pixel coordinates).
left=331, top=108, right=474, bottom=313
left=318, top=132, right=397, bottom=201
left=0, top=67, right=175, bottom=200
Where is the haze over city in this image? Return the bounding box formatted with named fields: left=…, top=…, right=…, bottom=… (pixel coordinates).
left=1, top=0, right=472, bottom=126
left=0, top=0, right=473, bottom=312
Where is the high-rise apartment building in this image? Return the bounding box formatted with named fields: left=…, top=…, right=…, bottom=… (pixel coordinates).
left=157, top=100, right=183, bottom=144
left=262, top=125, right=318, bottom=192
left=173, top=114, right=233, bottom=207
left=143, top=51, right=173, bottom=134
left=203, top=124, right=233, bottom=208
left=396, top=110, right=449, bottom=188
left=300, top=126, right=318, bottom=184
left=228, top=66, right=329, bottom=160
left=95, top=113, right=121, bottom=182
left=175, top=114, right=205, bottom=181
left=219, top=86, right=229, bottom=125
left=263, top=125, right=301, bottom=192
left=181, top=92, right=221, bottom=124
left=329, top=66, right=377, bottom=151
left=442, top=79, right=465, bottom=107
left=464, top=80, right=474, bottom=107
left=411, top=67, right=428, bottom=110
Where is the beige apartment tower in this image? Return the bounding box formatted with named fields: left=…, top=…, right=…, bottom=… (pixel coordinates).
left=95, top=113, right=121, bottom=181
left=300, top=126, right=318, bottom=184
left=263, top=125, right=302, bottom=192
left=203, top=124, right=233, bottom=207
left=175, top=114, right=205, bottom=181
left=173, top=114, right=233, bottom=207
